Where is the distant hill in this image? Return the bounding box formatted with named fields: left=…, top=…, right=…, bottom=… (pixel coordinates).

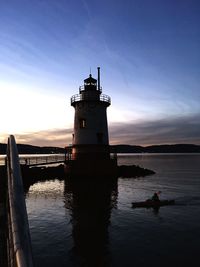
left=111, top=144, right=200, bottom=153
left=0, top=144, right=6, bottom=154
left=0, top=143, right=65, bottom=155
left=1, top=143, right=200, bottom=155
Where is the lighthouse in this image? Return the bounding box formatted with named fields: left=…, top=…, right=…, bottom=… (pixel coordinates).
left=65, top=67, right=117, bottom=177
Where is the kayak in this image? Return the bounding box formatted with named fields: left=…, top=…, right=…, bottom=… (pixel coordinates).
left=132, top=199, right=175, bottom=208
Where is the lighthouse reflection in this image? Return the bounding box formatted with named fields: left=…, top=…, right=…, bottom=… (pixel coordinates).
left=64, top=177, right=118, bottom=267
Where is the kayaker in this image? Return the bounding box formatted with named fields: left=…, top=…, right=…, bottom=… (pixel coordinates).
left=152, top=192, right=160, bottom=202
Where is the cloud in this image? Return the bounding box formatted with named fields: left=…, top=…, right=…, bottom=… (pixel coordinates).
left=15, top=128, right=73, bottom=147
left=109, top=114, right=200, bottom=146
left=2, top=114, right=200, bottom=147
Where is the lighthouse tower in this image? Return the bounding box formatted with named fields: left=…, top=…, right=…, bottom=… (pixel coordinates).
left=66, top=67, right=117, bottom=177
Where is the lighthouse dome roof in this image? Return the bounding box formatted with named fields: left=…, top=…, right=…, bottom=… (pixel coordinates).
left=84, top=74, right=97, bottom=83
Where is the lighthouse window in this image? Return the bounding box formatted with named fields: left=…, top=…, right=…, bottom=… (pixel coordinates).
left=79, top=118, right=86, bottom=128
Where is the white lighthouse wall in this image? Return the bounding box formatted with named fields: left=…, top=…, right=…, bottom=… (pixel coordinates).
left=73, top=101, right=109, bottom=145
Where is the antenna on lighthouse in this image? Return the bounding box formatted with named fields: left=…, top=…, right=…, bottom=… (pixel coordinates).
left=97, top=67, right=100, bottom=91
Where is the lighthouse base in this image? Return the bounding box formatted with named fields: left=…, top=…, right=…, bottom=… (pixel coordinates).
left=64, top=158, right=118, bottom=178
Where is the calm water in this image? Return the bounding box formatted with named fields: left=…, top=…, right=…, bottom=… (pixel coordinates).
left=25, top=154, right=200, bottom=267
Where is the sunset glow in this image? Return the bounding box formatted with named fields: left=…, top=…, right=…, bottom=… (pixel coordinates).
left=0, top=0, right=200, bottom=146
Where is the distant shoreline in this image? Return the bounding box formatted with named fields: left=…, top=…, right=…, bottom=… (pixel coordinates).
left=1, top=143, right=200, bottom=154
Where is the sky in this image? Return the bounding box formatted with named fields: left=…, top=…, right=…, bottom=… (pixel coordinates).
left=0, top=0, right=200, bottom=147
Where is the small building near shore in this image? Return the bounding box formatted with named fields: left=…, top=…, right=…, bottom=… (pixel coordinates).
left=65, top=67, right=117, bottom=177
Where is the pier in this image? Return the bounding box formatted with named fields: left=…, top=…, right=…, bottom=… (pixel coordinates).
left=0, top=136, right=66, bottom=266
left=7, top=135, right=34, bottom=266
left=19, top=154, right=65, bottom=167
left=0, top=135, right=34, bottom=267
left=0, top=135, right=67, bottom=266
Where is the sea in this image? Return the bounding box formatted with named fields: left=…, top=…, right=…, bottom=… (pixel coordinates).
left=7, top=154, right=200, bottom=266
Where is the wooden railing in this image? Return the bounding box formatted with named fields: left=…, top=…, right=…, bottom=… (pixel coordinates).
left=19, top=154, right=65, bottom=167
left=7, top=135, right=34, bottom=267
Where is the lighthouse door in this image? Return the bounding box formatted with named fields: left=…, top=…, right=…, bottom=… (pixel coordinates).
left=97, top=132, right=103, bottom=144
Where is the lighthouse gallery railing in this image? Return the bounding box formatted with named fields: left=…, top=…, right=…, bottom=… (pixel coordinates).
left=71, top=93, right=111, bottom=105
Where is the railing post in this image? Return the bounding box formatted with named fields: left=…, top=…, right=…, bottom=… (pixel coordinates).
left=7, top=135, right=34, bottom=267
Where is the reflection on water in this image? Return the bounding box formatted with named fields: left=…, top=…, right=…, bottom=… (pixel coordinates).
left=25, top=154, right=200, bottom=267
left=64, top=178, right=118, bottom=267
left=26, top=177, right=118, bottom=267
